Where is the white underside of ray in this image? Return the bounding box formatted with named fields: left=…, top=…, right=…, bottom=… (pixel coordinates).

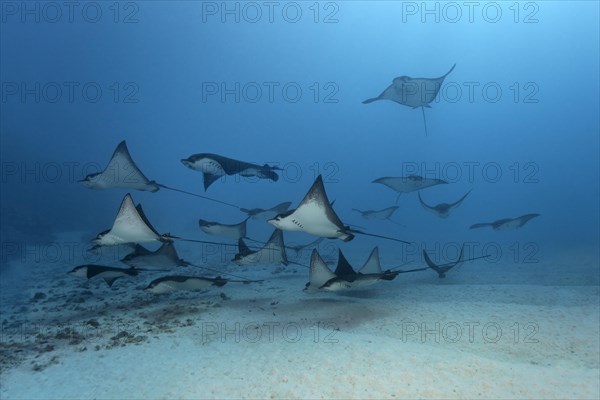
left=187, top=158, right=226, bottom=176
left=100, top=196, right=161, bottom=245
left=306, top=252, right=337, bottom=293
left=283, top=200, right=345, bottom=239
left=93, top=146, right=156, bottom=191
left=358, top=248, right=382, bottom=275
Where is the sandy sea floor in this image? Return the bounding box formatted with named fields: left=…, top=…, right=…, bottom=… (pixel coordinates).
left=1, top=233, right=598, bottom=399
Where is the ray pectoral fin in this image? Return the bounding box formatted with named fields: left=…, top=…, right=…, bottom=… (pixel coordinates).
left=202, top=173, right=221, bottom=191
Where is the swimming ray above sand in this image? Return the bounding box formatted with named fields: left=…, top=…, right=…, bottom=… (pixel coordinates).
left=91, top=193, right=175, bottom=247
left=304, top=247, right=426, bottom=292
left=198, top=218, right=248, bottom=240
left=89, top=194, right=268, bottom=268
left=241, top=201, right=292, bottom=220
left=80, top=141, right=241, bottom=209
left=144, top=275, right=229, bottom=294
left=121, top=242, right=187, bottom=269
left=418, top=190, right=471, bottom=219
left=69, top=264, right=140, bottom=287
left=233, top=229, right=289, bottom=266
left=287, top=237, right=325, bottom=256
left=362, top=64, right=456, bottom=135
left=422, top=246, right=491, bottom=278
left=181, top=153, right=282, bottom=191
left=268, top=175, right=411, bottom=244
left=469, top=214, right=540, bottom=230
left=79, top=140, right=159, bottom=192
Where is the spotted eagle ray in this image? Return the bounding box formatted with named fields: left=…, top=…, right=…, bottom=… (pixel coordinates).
left=288, top=237, right=325, bottom=256
left=422, top=246, right=465, bottom=278
left=90, top=193, right=243, bottom=253
left=362, top=64, right=456, bottom=135
left=91, top=193, right=175, bottom=247
left=233, top=229, right=288, bottom=266
left=199, top=218, right=248, bottom=240
left=144, top=275, right=228, bottom=294
left=79, top=141, right=241, bottom=209
left=121, top=242, right=187, bottom=269
left=181, top=153, right=282, bottom=191
left=240, top=201, right=292, bottom=220
left=418, top=190, right=471, bottom=218
left=373, top=175, right=447, bottom=201
left=268, top=175, right=411, bottom=244
left=352, top=206, right=404, bottom=226
left=305, top=247, right=426, bottom=292
left=69, top=264, right=141, bottom=287
left=470, top=214, right=540, bottom=230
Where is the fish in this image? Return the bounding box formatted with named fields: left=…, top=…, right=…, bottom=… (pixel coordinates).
left=352, top=206, right=404, bottom=225
left=269, top=176, right=411, bottom=244
left=198, top=218, right=248, bottom=240
left=418, top=190, right=471, bottom=218
left=372, top=175, right=448, bottom=197
left=121, top=242, right=187, bottom=269
left=233, top=229, right=288, bottom=266
left=144, top=275, right=228, bottom=294
left=305, top=247, right=426, bottom=292
left=181, top=153, right=281, bottom=191
left=79, top=140, right=159, bottom=192
left=470, top=214, right=540, bottom=230
left=79, top=141, right=241, bottom=209
left=363, top=64, right=456, bottom=135
left=268, top=175, right=354, bottom=241
left=91, top=194, right=174, bottom=247
left=422, top=246, right=465, bottom=278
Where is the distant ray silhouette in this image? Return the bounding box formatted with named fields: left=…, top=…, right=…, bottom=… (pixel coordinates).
left=363, top=64, right=456, bottom=135
left=470, top=214, right=540, bottom=230
left=198, top=218, right=248, bottom=240
left=373, top=175, right=447, bottom=202
left=352, top=206, right=404, bottom=226
left=418, top=190, right=471, bottom=218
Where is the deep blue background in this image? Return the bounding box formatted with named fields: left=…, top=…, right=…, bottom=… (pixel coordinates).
left=1, top=1, right=598, bottom=266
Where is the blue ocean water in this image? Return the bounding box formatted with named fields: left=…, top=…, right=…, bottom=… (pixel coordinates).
left=0, top=1, right=599, bottom=397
